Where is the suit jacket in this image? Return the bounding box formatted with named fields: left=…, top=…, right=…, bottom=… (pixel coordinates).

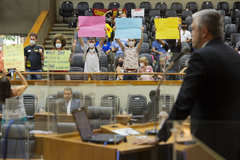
left=158, top=39, right=240, bottom=159
left=55, top=98, right=82, bottom=113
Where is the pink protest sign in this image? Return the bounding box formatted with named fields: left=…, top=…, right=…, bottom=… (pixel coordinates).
left=78, top=16, right=105, bottom=37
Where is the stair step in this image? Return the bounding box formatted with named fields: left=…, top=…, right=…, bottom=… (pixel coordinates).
left=49, top=31, right=74, bottom=35
left=45, top=40, right=72, bottom=44
left=48, top=35, right=74, bottom=39
left=53, top=23, right=69, bottom=27
left=52, top=27, right=75, bottom=31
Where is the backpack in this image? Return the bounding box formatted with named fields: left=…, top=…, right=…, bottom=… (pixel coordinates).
left=86, top=47, right=99, bottom=58
left=68, top=19, right=77, bottom=28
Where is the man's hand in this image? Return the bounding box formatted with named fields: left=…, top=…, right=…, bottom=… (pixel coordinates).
left=132, top=137, right=159, bottom=145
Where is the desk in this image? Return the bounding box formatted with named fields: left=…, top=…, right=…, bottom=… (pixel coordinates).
left=42, top=123, right=174, bottom=160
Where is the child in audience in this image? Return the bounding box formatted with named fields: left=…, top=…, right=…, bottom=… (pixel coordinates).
left=116, top=57, right=124, bottom=80
left=138, top=57, right=154, bottom=81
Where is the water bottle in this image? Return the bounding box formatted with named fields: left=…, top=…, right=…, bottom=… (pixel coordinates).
left=159, top=105, right=169, bottom=129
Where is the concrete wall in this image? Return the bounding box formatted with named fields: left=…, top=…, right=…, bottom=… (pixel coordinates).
left=0, top=0, right=56, bottom=35
left=55, top=0, right=236, bottom=22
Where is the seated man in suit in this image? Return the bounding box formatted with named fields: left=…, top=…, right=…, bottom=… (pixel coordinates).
left=55, top=87, right=82, bottom=114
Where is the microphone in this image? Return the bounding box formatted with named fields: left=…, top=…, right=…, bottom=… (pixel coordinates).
left=165, top=46, right=191, bottom=72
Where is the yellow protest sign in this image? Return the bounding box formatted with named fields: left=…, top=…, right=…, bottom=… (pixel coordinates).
left=43, top=50, right=71, bottom=71
left=3, top=44, right=25, bottom=71
left=105, top=23, right=113, bottom=38
left=154, top=17, right=181, bottom=39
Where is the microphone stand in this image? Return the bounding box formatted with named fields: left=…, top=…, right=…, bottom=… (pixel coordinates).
left=145, top=57, right=172, bottom=135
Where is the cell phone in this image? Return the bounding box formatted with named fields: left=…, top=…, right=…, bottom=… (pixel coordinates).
left=7, top=68, right=16, bottom=73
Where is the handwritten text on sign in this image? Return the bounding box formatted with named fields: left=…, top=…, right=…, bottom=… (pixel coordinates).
left=3, top=44, right=25, bottom=71
left=43, top=50, right=71, bottom=71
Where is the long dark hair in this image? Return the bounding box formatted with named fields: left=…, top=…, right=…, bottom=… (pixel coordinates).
left=0, top=76, right=11, bottom=104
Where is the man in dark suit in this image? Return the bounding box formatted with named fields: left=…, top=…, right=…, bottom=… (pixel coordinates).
left=55, top=87, right=82, bottom=114
left=133, top=9, right=240, bottom=159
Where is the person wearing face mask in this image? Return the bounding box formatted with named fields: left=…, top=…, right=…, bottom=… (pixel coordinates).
left=78, top=36, right=105, bottom=79
left=0, top=42, right=4, bottom=72
left=103, top=9, right=114, bottom=27
left=116, top=7, right=124, bottom=18
left=50, top=34, right=69, bottom=80
left=114, top=26, right=144, bottom=80
left=138, top=57, right=154, bottom=81
left=116, top=57, right=124, bottom=80
left=24, top=33, right=44, bottom=80
left=180, top=22, right=191, bottom=43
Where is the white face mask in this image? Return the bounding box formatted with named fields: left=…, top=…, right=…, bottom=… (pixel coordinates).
left=0, top=47, right=2, bottom=51
left=88, top=43, right=95, bottom=48
left=30, top=40, right=35, bottom=45
left=118, top=11, right=123, bottom=14
left=55, top=43, right=62, bottom=49
left=140, top=63, right=145, bottom=67
left=128, top=41, right=134, bottom=47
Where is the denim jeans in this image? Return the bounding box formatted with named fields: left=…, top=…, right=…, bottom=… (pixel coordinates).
left=26, top=69, right=42, bottom=80
left=123, top=70, right=138, bottom=80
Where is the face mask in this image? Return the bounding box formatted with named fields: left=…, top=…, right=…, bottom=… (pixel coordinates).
left=88, top=43, right=95, bottom=48
left=30, top=40, right=35, bottom=45
left=0, top=47, right=2, bottom=51
left=118, top=61, right=123, bottom=67
left=182, top=26, right=186, bottom=30
left=118, top=11, right=123, bottom=14
left=128, top=41, right=134, bottom=47
left=140, top=63, right=145, bottom=67
left=55, top=43, right=62, bottom=49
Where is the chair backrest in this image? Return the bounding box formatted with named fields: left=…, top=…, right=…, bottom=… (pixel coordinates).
left=155, top=2, right=167, bottom=15
left=201, top=1, right=213, bottom=10
left=77, top=2, right=89, bottom=16
left=231, top=33, right=240, bottom=46
left=84, top=95, right=92, bottom=107
left=224, top=16, right=232, bottom=26
left=149, top=9, right=160, bottom=18
left=62, top=1, right=74, bottom=13
left=84, top=9, right=94, bottom=16
left=186, top=2, right=198, bottom=13
left=185, top=16, right=193, bottom=26
left=179, top=54, right=191, bottom=70
left=218, top=9, right=226, bottom=17
left=86, top=106, right=113, bottom=119
left=100, top=67, right=108, bottom=80
left=69, top=67, right=84, bottom=80
left=188, top=25, right=192, bottom=32
left=171, top=2, right=182, bottom=14
left=124, top=2, right=136, bottom=17
left=182, top=9, right=192, bottom=21
left=71, top=53, right=85, bottom=68
left=100, top=94, right=120, bottom=113
left=57, top=90, right=83, bottom=100
left=99, top=52, right=108, bottom=69
left=231, top=9, right=240, bottom=22
left=1, top=124, right=35, bottom=159
left=225, top=24, right=237, bottom=36
left=140, top=2, right=151, bottom=16
left=139, top=42, right=150, bottom=54
left=233, top=2, right=240, bottom=10
left=23, top=94, right=36, bottom=119
left=108, top=2, right=120, bottom=9
left=165, top=9, right=177, bottom=18
left=128, top=94, right=147, bottom=115
left=57, top=123, right=77, bottom=134
left=93, top=2, right=104, bottom=9
left=45, top=94, right=58, bottom=112
left=217, top=2, right=229, bottom=14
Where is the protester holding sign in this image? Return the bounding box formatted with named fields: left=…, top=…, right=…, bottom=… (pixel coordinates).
left=24, top=33, right=44, bottom=80
left=113, top=26, right=144, bottom=80
left=52, top=33, right=67, bottom=50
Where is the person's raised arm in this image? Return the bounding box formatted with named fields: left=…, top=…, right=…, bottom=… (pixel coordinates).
left=137, top=26, right=144, bottom=51
left=113, top=26, right=124, bottom=51
left=13, top=69, right=28, bottom=96
left=99, top=37, right=106, bottom=48
left=77, top=26, right=85, bottom=48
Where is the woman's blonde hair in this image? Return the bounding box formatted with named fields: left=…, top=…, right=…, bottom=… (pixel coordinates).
left=139, top=57, right=148, bottom=66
